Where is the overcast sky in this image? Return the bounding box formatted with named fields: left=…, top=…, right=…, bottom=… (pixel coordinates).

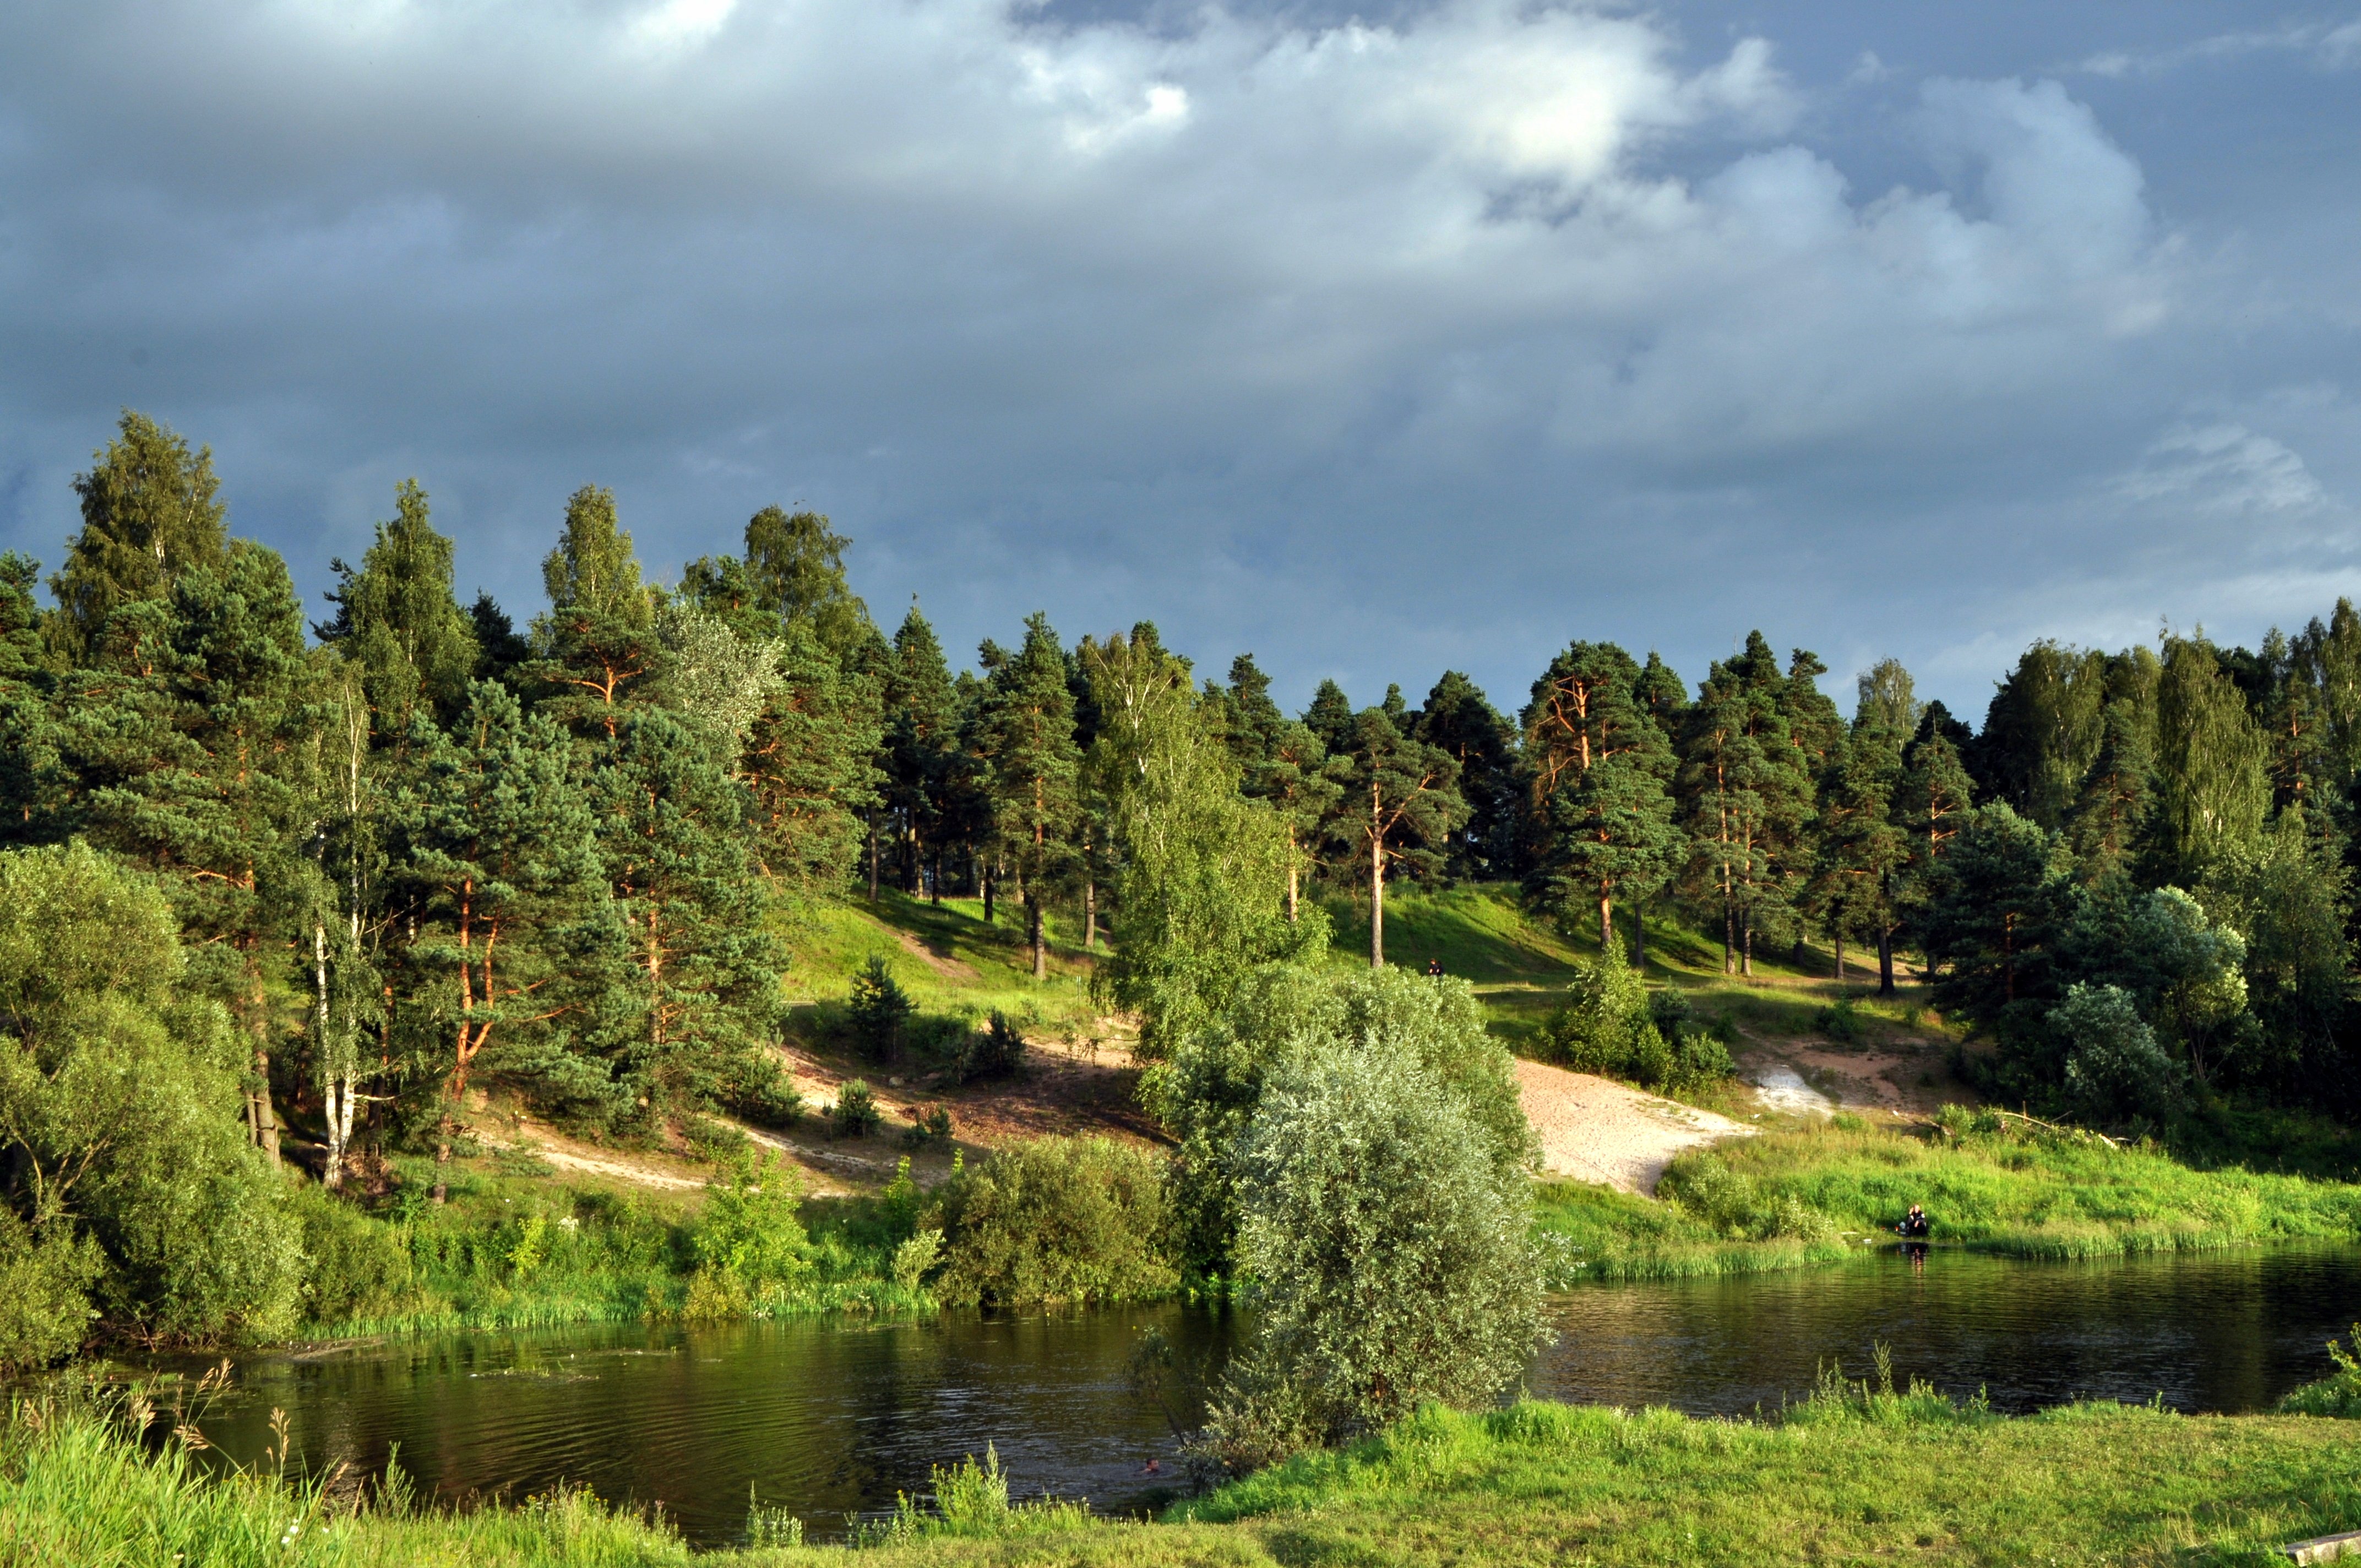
left=3, top=1, right=2357, bottom=721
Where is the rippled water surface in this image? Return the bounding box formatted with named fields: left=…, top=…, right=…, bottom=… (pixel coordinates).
left=181, top=1246, right=2361, bottom=1547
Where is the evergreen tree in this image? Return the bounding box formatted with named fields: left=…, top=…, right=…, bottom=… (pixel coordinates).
left=1302, top=678, right=1354, bottom=755
left=468, top=592, right=534, bottom=686
left=739, top=620, right=882, bottom=895
left=1892, top=711, right=1978, bottom=986
left=1917, top=803, right=2071, bottom=1041
left=880, top=603, right=958, bottom=898
left=595, top=707, right=783, bottom=1113
left=0, top=554, right=64, bottom=845
left=1673, top=634, right=1810, bottom=976
left=1416, top=672, right=1517, bottom=880
left=2068, top=698, right=2153, bottom=881
left=1519, top=641, right=1677, bottom=956
left=980, top=614, right=1082, bottom=979
left=1806, top=724, right=1905, bottom=986
left=394, top=682, right=610, bottom=1128
left=48, top=412, right=230, bottom=662
left=534, top=485, right=659, bottom=739
left=58, top=541, right=321, bottom=1162
left=1329, top=706, right=1465, bottom=968
left=315, top=478, right=479, bottom=739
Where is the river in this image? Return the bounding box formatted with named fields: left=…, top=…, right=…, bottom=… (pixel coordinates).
left=178, top=1246, right=2361, bottom=1547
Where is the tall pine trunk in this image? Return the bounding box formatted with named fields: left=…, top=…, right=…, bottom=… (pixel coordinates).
left=982, top=865, right=994, bottom=925
left=1741, top=907, right=1754, bottom=978
left=1598, top=882, right=1613, bottom=956
left=1083, top=873, right=1096, bottom=950
left=1027, top=892, right=1046, bottom=979
left=1878, top=924, right=1896, bottom=995
left=930, top=851, right=943, bottom=907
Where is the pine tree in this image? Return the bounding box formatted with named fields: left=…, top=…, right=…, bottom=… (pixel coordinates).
left=1416, top=672, right=1517, bottom=879
left=1806, top=725, right=1905, bottom=986
left=1892, top=713, right=1978, bottom=988
left=1329, top=707, right=1465, bottom=968
left=0, top=554, right=64, bottom=845
left=60, top=540, right=320, bottom=1161
left=48, top=412, right=230, bottom=662
left=534, top=486, right=659, bottom=739
left=881, top=603, right=958, bottom=897
left=316, top=478, right=480, bottom=739
left=1302, top=678, right=1354, bottom=755
left=980, top=614, right=1082, bottom=978
left=394, top=681, right=609, bottom=1124
left=1674, top=634, right=1810, bottom=977
left=2068, top=698, right=2153, bottom=881
left=1520, top=641, right=1678, bottom=956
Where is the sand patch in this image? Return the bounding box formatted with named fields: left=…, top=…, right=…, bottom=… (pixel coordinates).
left=1516, top=1058, right=1753, bottom=1194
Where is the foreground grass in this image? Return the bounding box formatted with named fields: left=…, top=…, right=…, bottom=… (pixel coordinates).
left=1534, top=1113, right=2361, bottom=1282
left=10, top=1380, right=2361, bottom=1566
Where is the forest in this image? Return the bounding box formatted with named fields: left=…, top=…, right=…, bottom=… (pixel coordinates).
left=2, top=409, right=2359, bottom=1369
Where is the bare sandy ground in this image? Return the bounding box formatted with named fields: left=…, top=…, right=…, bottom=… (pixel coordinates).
left=1515, top=1058, right=1753, bottom=1194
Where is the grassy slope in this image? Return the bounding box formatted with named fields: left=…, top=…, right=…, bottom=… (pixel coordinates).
left=779, top=890, right=1105, bottom=1038
left=13, top=1391, right=2361, bottom=1567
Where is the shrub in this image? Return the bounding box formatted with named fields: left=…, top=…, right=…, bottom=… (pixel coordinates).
left=1549, top=943, right=1650, bottom=1075
left=0, top=1210, right=100, bottom=1373
left=846, top=956, right=914, bottom=1063
left=1144, top=963, right=1533, bottom=1276
left=969, top=1012, right=1026, bottom=1080
left=288, top=1185, right=415, bottom=1329
left=902, top=1104, right=954, bottom=1147
left=687, top=1153, right=815, bottom=1315
left=2053, top=984, right=2184, bottom=1125
left=1817, top=993, right=1867, bottom=1047
left=929, top=1137, right=1178, bottom=1306
left=681, top=1114, right=750, bottom=1162
left=1657, top=1151, right=1840, bottom=1244
left=830, top=1079, right=882, bottom=1137
left=1204, top=1037, right=1547, bottom=1467
left=2278, top=1325, right=2361, bottom=1418
left=0, top=843, right=304, bottom=1348
left=719, top=1052, right=803, bottom=1129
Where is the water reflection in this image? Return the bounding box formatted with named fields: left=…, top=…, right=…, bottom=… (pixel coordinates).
left=177, top=1248, right=2360, bottom=1548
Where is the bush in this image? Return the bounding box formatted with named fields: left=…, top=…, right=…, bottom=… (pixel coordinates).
left=929, top=1137, right=1178, bottom=1306
left=846, top=957, right=913, bottom=1063
left=2278, top=1325, right=2361, bottom=1418
left=288, top=1185, right=415, bottom=1329
left=969, top=1012, right=1026, bottom=1080
left=1817, top=993, right=1867, bottom=1047
left=2053, top=984, right=2184, bottom=1125
left=1144, top=963, right=1533, bottom=1276
left=1204, top=1037, right=1547, bottom=1467
left=830, top=1079, right=882, bottom=1137
left=0, top=1210, right=100, bottom=1373
left=681, top=1114, right=750, bottom=1163
left=687, top=1153, right=816, bottom=1315
left=0, top=843, right=304, bottom=1348
left=718, top=1052, right=803, bottom=1129
left=902, top=1104, right=954, bottom=1147
left=1549, top=943, right=1650, bottom=1075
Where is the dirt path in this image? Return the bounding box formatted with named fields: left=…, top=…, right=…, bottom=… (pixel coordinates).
left=1515, top=1059, right=1753, bottom=1194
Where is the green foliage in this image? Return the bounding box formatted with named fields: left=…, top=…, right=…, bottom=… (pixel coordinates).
left=1546, top=944, right=1731, bottom=1092
left=1816, top=992, right=1867, bottom=1046
left=830, top=1079, right=883, bottom=1137
left=47, top=411, right=230, bottom=661
left=846, top=955, right=915, bottom=1062
left=2277, top=1325, right=2361, bottom=1418
left=1657, top=1153, right=1842, bottom=1245
left=928, top=1136, right=1178, bottom=1306
left=1207, top=1035, right=1546, bottom=1466
left=2052, top=983, right=2184, bottom=1124
left=1145, top=963, right=1533, bottom=1275
left=0, top=844, right=303, bottom=1358
left=687, top=1153, right=817, bottom=1315
left=1087, top=625, right=1322, bottom=1052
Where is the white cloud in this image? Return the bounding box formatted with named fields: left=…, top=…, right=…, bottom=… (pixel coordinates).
left=2118, top=423, right=2329, bottom=515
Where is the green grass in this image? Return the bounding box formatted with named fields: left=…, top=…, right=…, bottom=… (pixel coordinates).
left=1532, top=1114, right=2361, bottom=1283
left=779, top=890, right=1105, bottom=1041
left=14, top=1379, right=2361, bottom=1566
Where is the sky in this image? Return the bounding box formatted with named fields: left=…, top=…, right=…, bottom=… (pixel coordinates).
left=2, top=1, right=2358, bottom=722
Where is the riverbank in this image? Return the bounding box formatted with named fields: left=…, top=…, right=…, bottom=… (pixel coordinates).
left=1536, top=1109, right=2361, bottom=1283
left=9, top=1376, right=2360, bottom=1565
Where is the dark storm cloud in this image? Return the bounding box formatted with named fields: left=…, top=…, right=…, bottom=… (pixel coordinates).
left=1, top=0, right=2356, bottom=718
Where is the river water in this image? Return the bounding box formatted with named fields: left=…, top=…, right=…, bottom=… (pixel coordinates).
left=180, top=1246, right=2361, bottom=1547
